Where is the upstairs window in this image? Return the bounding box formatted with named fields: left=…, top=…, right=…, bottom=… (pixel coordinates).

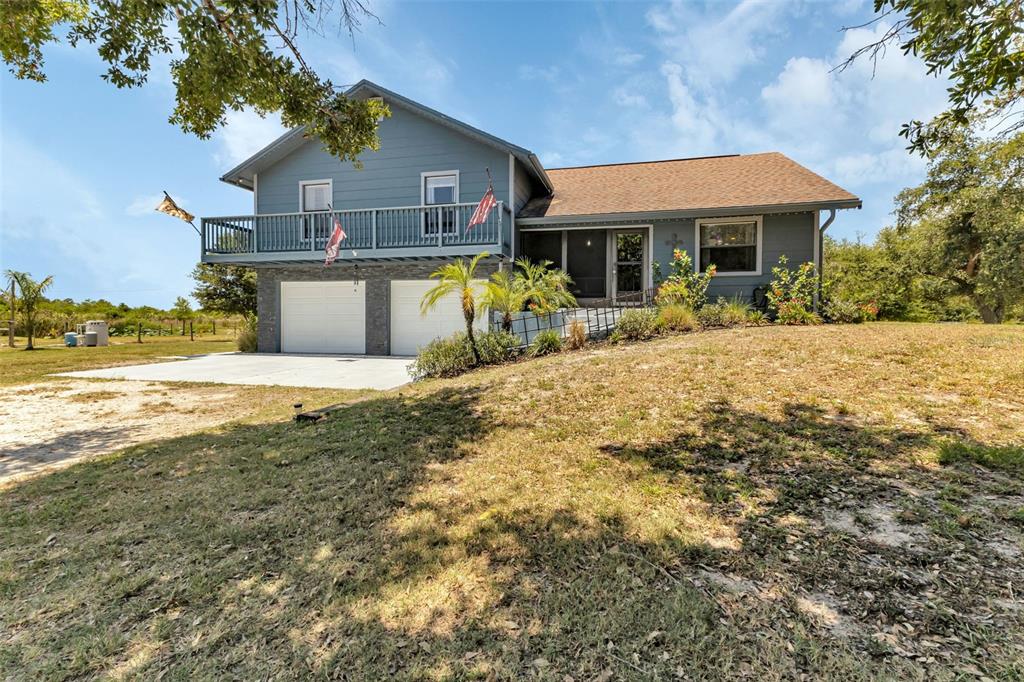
left=422, top=171, right=459, bottom=235
left=299, top=179, right=332, bottom=243
left=696, top=217, right=762, bottom=275
left=300, top=180, right=332, bottom=212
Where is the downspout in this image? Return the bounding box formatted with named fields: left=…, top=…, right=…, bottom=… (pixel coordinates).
left=815, top=208, right=836, bottom=313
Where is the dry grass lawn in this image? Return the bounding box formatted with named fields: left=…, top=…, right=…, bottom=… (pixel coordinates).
left=1, top=323, right=1023, bottom=680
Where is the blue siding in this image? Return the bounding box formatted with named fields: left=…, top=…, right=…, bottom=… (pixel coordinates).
left=256, top=103, right=511, bottom=214
left=652, top=213, right=814, bottom=299
left=513, top=159, right=535, bottom=214
left=519, top=211, right=816, bottom=301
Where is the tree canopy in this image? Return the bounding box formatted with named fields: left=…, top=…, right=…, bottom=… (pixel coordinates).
left=191, top=263, right=257, bottom=316
left=839, top=0, right=1024, bottom=155
left=0, top=0, right=389, bottom=163
left=892, top=129, right=1024, bottom=322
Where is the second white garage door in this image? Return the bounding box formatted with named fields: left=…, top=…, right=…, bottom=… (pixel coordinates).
left=390, top=280, right=487, bottom=356
left=281, top=281, right=365, bottom=354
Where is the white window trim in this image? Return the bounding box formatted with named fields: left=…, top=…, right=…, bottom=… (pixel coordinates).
left=298, top=179, right=332, bottom=244
left=420, top=170, right=460, bottom=205
left=694, top=215, right=763, bottom=277
left=420, top=170, right=460, bottom=237
left=299, top=178, right=333, bottom=212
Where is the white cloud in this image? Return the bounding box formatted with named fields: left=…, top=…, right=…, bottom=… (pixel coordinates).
left=212, top=109, right=286, bottom=169
left=611, top=49, right=644, bottom=67
left=647, top=0, right=788, bottom=90
left=518, top=65, right=561, bottom=82
left=125, top=193, right=171, bottom=217
left=612, top=86, right=648, bottom=108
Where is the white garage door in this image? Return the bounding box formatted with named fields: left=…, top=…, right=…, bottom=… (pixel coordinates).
left=390, top=280, right=487, bottom=356
left=280, top=281, right=366, bottom=354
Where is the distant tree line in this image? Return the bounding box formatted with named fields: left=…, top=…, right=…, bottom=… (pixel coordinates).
left=0, top=290, right=244, bottom=341
left=826, top=129, right=1024, bottom=323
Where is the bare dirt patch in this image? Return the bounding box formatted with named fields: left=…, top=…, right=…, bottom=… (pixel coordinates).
left=0, top=380, right=244, bottom=485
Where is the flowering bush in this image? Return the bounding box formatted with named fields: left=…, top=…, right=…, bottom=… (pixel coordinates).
left=655, top=249, right=716, bottom=309
left=766, top=256, right=821, bottom=325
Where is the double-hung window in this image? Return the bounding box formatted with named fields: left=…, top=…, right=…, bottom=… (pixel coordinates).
left=422, top=171, right=459, bottom=236
left=696, top=216, right=762, bottom=275
left=299, top=179, right=332, bottom=243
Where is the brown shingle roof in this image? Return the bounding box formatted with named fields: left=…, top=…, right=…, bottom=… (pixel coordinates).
left=518, top=152, right=860, bottom=219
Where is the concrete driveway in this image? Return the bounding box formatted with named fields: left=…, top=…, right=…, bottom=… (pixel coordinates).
left=56, top=353, right=414, bottom=390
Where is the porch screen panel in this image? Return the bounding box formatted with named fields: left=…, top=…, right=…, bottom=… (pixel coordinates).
left=567, top=230, right=607, bottom=298
left=520, top=231, right=563, bottom=270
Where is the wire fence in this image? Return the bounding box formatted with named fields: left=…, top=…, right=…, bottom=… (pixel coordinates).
left=490, top=286, right=769, bottom=349
left=490, top=288, right=660, bottom=348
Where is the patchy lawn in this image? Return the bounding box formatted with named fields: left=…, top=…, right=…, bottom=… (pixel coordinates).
left=0, top=336, right=239, bottom=387
left=1, top=323, right=1023, bottom=679
left=1, top=336, right=371, bottom=483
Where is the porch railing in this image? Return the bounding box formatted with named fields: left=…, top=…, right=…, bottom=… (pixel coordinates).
left=201, top=202, right=508, bottom=256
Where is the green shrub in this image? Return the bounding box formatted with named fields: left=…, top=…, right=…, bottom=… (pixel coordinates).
left=695, top=302, right=724, bottom=328
left=721, top=297, right=750, bottom=326
left=776, top=301, right=823, bottom=325
left=412, top=330, right=521, bottom=379
left=696, top=298, right=747, bottom=328
left=477, top=329, right=521, bottom=364
left=655, top=249, right=716, bottom=308
left=746, top=310, right=769, bottom=326
left=611, top=308, right=663, bottom=341
left=766, top=255, right=819, bottom=324
left=236, top=315, right=258, bottom=353
left=411, top=334, right=475, bottom=379
left=657, top=304, right=698, bottom=332
left=824, top=298, right=867, bottom=324
left=529, top=329, right=562, bottom=356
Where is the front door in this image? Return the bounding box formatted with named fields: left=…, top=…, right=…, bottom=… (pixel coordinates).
left=612, top=231, right=645, bottom=300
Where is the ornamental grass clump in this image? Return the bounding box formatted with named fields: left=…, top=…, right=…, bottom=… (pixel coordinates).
left=528, top=329, right=562, bottom=357
left=565, top=319, right=588, bottom=350
left=657, top=304, right=699, bottom=332
left=236, top=314, right=258, bottom=353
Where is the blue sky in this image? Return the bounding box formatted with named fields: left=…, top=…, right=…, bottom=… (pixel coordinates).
left=0, top=0, right=949, bottom=308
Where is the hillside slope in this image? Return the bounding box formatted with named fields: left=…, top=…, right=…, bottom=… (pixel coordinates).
left=2, top=323, right=1023, bottom=679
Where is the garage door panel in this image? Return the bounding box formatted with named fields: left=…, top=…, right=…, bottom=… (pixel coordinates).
left=281, top=281, right=365, bottom=354
left=389, top=280, right=486, bottom=356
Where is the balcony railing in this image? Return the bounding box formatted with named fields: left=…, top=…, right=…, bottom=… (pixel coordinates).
left=201, top=202, right=508, bottom=259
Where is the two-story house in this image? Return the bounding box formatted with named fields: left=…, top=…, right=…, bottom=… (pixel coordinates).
left=201, top=80, right=861, bottom=355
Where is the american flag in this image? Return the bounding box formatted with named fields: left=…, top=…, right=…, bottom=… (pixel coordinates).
left=324, top=212, right=347, bottom=266
left=466, top=184, right=497, bottom=231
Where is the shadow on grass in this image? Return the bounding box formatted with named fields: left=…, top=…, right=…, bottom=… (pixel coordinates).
left=1, top=392, right=1021, bottom=680
left=601, top=400, right=1024, bottom=672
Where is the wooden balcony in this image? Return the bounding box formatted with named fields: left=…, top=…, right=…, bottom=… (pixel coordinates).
left=201, top=202, right=511, bottom=264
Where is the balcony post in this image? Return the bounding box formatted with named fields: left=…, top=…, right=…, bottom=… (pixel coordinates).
left=252, top=216, right=258, bottom=254
left=438, top=207, right=443, bottom=247
left=371, top=209, right=377, bottom=250
left=497, top=202, right=504, bottom=249
left=200, top=219, right=206, bottom=255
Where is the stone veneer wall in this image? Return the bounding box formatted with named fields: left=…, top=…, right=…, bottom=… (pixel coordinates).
left=256, top=259, right=500, bottom=355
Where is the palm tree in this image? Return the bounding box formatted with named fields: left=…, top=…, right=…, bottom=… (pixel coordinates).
left=516, top=258, right=577, bottom=312
left=421, top=252, right=489, bottom=363
left=482, top=269, right=530, bottom=333
left=5, top=270, right=54, bottom=350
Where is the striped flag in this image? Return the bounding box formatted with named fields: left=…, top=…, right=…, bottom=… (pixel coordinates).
left=467, top=184, right=497, bottom=231
left=324, top=212, right=347, bottom=266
